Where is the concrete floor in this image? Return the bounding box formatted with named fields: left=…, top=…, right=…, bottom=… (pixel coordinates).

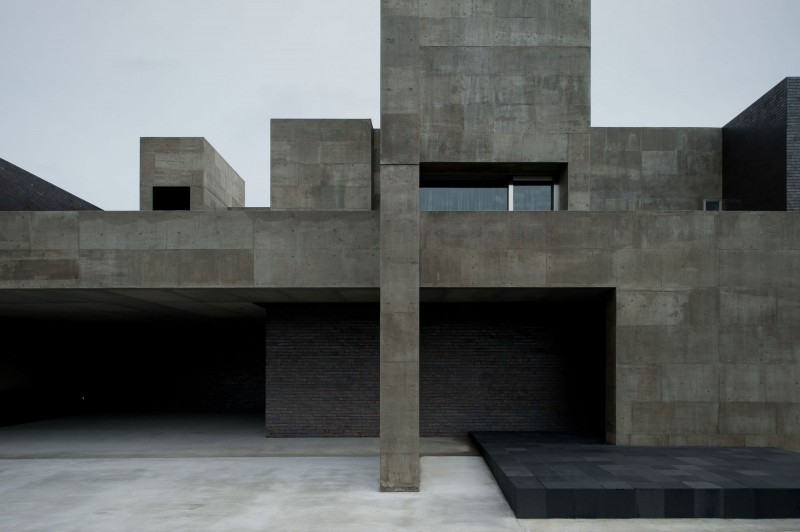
left=1, top=414, right=800, bottom=531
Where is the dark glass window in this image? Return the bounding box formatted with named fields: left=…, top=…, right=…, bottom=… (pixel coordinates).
left=512, top=182, right=553, bottom=211
left=153, top=186, right=190, bottom=210
left=419, top=162, right=564, bottom=212
left=420, top=185, right=508, bottom=211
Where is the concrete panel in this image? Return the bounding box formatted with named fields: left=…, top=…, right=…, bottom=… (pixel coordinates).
left=617, top=364, right=662, bottom=402
left=0, top=212, right=32, bottom=250
left=77, top=250, right=140, bottom=287
left=270, top=120, right=374, bottom=211
left=617, top=291, right=689, bottom=327
left=612, top=249, right=663, bottom=289
left=546, top=249, right=612, bottom=286
left=720, top=250, right=800, bottom=289
left=765, top=365, right=800, bottom=402
left=589, top=128, right=722, bottom=211
left=29, top=212, right=79, bottom=251
left=381, top=114, right=420, bottom=165
left=79, top=212, right=167, bottom=250
left=660, top=248, right=718, bottom=289
left=637, top=212, right=716, bottom=249
left=672, top=403, right=719, bottom=435
left=661, top=364, right=718, bottom=403
left=721, top=365, right=766, bottom=402
left=781, top=404, right=800, bottom=434
left=461, top=248, right=547, bottom=286
left=720, top=403, right=778, bottom=435
left=720, top=326, right=800, bottom=364
left=616, top=325, right=717, bottom=365
left=718, top=212, right=800, bottom=251
left=547, top=212, right=634, bottom=250
left=719, top=288, right=777, bottom=328
left=165, top=211, right=254, bottom=250
left=631, top=403, right=673, bottom=435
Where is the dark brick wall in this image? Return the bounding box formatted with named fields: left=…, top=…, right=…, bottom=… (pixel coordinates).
left=264, top=304, right=380, bottom=437
left=262, top=301, right=606, bottom=438
left=788, top=79, right=800, bottom=211
left=723, top=79, right=788, bottom=211
left=420, top=301, right=607, bottom=437
left=1, top=318, right=265, bottom=426
left=0, top=157, right=100, bottom=211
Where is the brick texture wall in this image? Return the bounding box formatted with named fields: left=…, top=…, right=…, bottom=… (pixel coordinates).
left=264, top=304, right=380, bottom=437
left=0, top=157, right=100, bottom=211
left=262, top=301, right=606, bottom=438
left=723, top=80, right=788, bottom=211
left=788, top=78, right=800, bottom=211
left=420, top=302, right=607, bottom=437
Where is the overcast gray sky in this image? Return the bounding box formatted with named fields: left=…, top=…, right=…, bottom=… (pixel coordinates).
left=1, top=0, right=799, bottom=211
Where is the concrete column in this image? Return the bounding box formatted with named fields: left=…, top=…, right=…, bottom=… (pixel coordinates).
left=379, top=166, right=420, bottom=491
left=379, top=0, right=420, bottom=492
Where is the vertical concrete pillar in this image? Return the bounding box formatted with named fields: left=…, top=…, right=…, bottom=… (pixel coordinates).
left=379, top=0, right=420, bottom=492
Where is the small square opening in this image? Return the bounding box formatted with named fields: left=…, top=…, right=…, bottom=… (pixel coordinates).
left=153, top=187, right=190, bottom=210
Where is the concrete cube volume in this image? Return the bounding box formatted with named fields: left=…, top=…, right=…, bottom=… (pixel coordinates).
left=2, top=0, right=800, bottom=496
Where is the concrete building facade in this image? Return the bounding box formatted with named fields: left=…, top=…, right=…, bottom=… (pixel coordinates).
left=1, top=0, right=800, bottom=493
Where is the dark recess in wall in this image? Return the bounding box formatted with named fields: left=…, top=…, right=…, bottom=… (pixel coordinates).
left=0, top=318, right=265, bottom=426
left=262, top=300, right=606, bottom=438
left=420, top=301, right=607, bottom=437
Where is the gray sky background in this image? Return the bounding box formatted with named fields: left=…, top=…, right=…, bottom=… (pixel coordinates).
left=1, top=0, right=799, bottom=211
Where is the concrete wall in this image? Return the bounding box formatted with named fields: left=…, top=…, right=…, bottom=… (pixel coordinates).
left=420, top=211, right=800, bottom=451
left=723, top=79, right=788, bottom=211
left=0, top=157, right=100, bottom=211
left=0, top=210, right=379, bottom=289
left=589, top=128, right=722, bottom=211
left=416, top=0, right=590, bottom=163
left=270, top=120, right=373, bottom=211
left=140, top=138, right=245, bottom=211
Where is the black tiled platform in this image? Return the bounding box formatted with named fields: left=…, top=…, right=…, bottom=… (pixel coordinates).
left=470, top=432, right=800, bottom=519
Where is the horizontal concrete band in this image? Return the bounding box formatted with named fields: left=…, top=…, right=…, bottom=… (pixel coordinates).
left=1, top=210, right=798, bottom=289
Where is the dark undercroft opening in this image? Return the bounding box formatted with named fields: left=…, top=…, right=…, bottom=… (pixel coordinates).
left=421, top=301, right=607, bottom=438
left=1, top=318, right=266, bottom=426
left=259, top=299, right=606, bottom=439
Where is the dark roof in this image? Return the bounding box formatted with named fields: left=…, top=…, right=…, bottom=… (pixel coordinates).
left=0, top=157, right=101, bottom=211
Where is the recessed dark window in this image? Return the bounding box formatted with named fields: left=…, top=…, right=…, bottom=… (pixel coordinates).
left=703, top=199, right=722, bottom=211
left=420, top=163, right=564, bottom=212
left=153, top=186, right=190, bottom=210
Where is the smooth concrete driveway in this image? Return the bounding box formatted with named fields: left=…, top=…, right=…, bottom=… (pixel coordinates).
left=2, top=415, right=800, bottom=531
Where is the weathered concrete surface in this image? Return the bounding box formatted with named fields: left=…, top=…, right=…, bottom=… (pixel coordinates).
left=271, top=119, right=374, bottom=211
left=0, top=415, right=476, bottom=459
left=417, top=0, right=590, bottom=163
left=140, top=137, right=245, bottom=211
left=0, top=210, right=379, bottom=289
left=590, top=128, right=722, bottom=211
left=379, top=165, right=421, bottom=491
left=380, top=0, right=423, bottom=492
left=0, top=456, right=521, bottom=532
left=420, top=210, right=800, bottom=450
left=0, top=416, right=797, bottom=531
